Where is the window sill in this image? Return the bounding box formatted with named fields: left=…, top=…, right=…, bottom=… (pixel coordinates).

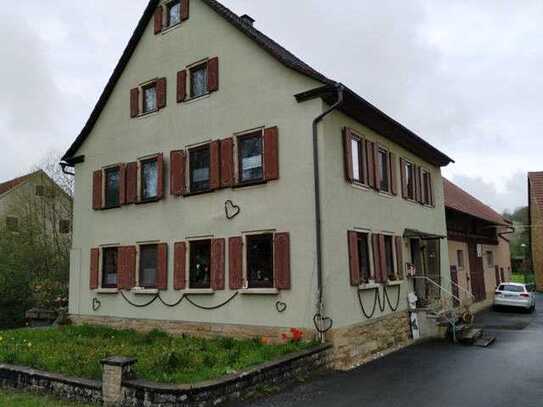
left=132, top=288, right=158, bottom=295
left=184, top=93, right=211, bottom=104
left=378, top=191, right=394, bottom=199
left=97, top=288, right=118, bottom=295
left=137, top=110, right=160, bottom=119
left=359, top=282, right=380, bottom=290
left=183, top=189, right=215, bottom=197
left=185, top=289, right=214, bottom=295
left=387, top=280, right=403, bottom=286
left=233, top=180, right=267, bottom=190
left=240, top=288, right=279, bottom=296
left=161, top=22, right=182, bottom=35
left=135, top=197, right=161, bottom=205
left=351, top=182, right=370, bottom=191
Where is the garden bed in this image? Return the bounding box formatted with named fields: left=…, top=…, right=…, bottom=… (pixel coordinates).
left=0, top=325, right=313, bottom=384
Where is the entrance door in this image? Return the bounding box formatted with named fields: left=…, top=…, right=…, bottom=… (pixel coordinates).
left=468, top=241, right=486, bottom=302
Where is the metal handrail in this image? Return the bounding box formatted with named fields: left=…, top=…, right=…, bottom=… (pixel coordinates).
left=409, top=275, right=462, bottom=304
left=441, top=275, right=476, bottom=301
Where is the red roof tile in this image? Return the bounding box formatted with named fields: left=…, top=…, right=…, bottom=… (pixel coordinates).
left=0, top=171, right=39, bottom=196
left=443, top=178, right=509, bottom=226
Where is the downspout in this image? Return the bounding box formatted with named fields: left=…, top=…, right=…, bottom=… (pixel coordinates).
left=312, top=83, right=344, bottom=340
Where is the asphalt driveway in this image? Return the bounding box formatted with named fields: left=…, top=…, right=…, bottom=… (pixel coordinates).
left=241, top=294, right=543, bottom=407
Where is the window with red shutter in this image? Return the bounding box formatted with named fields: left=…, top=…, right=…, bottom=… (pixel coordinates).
left=118, top=246, right=136, bottom=289
left=395, top=236, right=404, bottom=280
left=372, top=234, right=386, bottom=283
left=170, top=150, right=186, bottom=196
left=207, top=57, right=219, bottom=93
left=347, top=231, right=360, bottom=286
left=343, top=128, right=354, bottom=183
left=229, top=237, right=243, bottom=289
left=177, top=70, right=187, bottom=103
left=209, top=141, right=220, bottom=190
left=136, top=154, right=164, bottom=203
left=220, top=138, right=234, bottom=188
left=181, top=0, right=190, bottom=21
left=119, top=164, right=127, bottom=206
left=211, top=238, right=225, bottom=290
left=157, top=78, right=167, bottom=109
left=154, top=6, right=163, bottom=34
left=264, top=127, right=279, bottom=181
left=92, top=170, right=103, bottom=210
left=174, top=242, right=187, bottom=290
left=348, top=231, right=371, bottom=286
left=130, top=88, right=140, bottom=118
left=126, top=162, right=138, bottom=204
left=366, top=140, right=376, bottom=189
left=90, top=248, right=100, bottom=289
left=156, top=243, right=168, bottom=290
left=274, top=233, right=290, bottom=290
left=389, top=152, right=397, bottom=195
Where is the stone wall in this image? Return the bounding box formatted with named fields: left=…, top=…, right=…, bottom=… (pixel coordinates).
left=327, top=311, right=412, bottom=370
left=71, top=314, right=315, bottom=344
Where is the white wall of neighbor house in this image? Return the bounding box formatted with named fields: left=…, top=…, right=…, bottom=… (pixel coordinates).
left=69, top=0, right=326, bottom=329
left=319, top=110, right=450, bottom=328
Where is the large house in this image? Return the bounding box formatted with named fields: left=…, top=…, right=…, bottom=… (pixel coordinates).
left=62, top=0, right=455, bottom=369
left=444, top=179, right=512, bottom=310
left=528, top=172, right=543, bottom=291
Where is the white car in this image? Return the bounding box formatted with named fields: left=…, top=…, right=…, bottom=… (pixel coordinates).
left=494, top=282, right=536, bottom=313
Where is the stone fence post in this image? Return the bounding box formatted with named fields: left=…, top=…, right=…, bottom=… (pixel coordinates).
left=101, top=356, right=137, bottom=406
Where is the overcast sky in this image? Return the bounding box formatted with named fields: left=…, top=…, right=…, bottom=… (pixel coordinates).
left=1, top=0, right=541, bottom=213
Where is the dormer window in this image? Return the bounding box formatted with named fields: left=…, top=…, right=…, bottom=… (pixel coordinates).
left=143, top=83, right=158, bottom=114
left=190, top=63, right=208, bottom=98
left=167, top=0, right=181, bottom=27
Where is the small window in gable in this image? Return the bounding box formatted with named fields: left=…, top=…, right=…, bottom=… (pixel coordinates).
left=143, top=83, right=158, bottom=114
left=377, top=148, right=390, bottom=192
left=189, top=239, right=211, bottom=289
left=102, top=247, right=118, bottom=288
left=190, top=63, right=208, bottom=98
left=238, top=131, right=264, bottom=184
left=246, top=234, right=274, bottom=289
left=167, top=0, right=181, bottom=27
left=35, top=185, right=45, bottom=197
left=105, top=167, right=121, bottom=208
left=189, top=145, right=211, bottom=193
left=141, top=158, right=159, bottom=201
left=139, top=244, right=158, bottom=288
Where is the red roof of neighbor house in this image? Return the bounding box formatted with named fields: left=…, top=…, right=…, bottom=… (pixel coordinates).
left=0, top=171, right=39, bottom=196
left=443, top=178, right=510, bottom=226
left=528, top=172, right=543, bottom=212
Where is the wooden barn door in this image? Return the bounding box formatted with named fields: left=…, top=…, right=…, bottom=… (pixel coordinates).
left=468, top=241, right=486, bottom=302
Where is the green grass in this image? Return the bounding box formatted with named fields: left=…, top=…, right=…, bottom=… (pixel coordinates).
left=0, top=325, right=313, bottom=384
left=512, top=273, right=535, bottom=284
left=0, top=389, right=93, bottom=406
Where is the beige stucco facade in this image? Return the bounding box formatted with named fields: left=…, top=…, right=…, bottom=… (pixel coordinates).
left=68, top=0, right=453, bottom=366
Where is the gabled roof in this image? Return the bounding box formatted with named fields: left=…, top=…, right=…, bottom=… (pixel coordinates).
left=62, top=0, right=453, bottom=168
left=528, top=172, right=543, bottom=213
left=0, top=171, right=40, bottom=197
left=443, top=178, right=510, bottom=226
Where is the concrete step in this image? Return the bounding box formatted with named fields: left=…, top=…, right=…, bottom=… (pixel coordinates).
left=458, top=328, right=483, bottom=344
left=474, top=335, right=496, bottom=348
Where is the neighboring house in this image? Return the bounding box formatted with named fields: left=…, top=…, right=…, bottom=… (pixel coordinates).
left=0, top=170, right=72, bottom=237
left=62, top=0, right=454, bottom=369
left=528, top=172, right=543, bottom=291
left=444, top=179, right=512, bottom=311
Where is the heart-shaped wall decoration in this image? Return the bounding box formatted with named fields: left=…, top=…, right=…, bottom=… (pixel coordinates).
left=275, top=301, right=287, bottom=313
left=225, top=200, right=241, bottom=220
left=92, top=298, right=102, bottom=312
left=313, top=313, right=333, bottom=334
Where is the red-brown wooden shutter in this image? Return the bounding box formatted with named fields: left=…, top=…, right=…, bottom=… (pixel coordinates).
left=181, top=0, right=190, bottom=21
left=348, top=231, right=360, bottom=286
left=209, top=141, right=220, bottom=190
left=229, top=237, right=243, bottom=289
left=156, top=153, right=164, bottom=199
left=366, top=141, right=376, bottom=189
left=343, top=128, right=354, bottom=182
left=130, top=88, right=139, bottom=118
left=119, top=164, right=127, bottom=206
left=211, top=238, right=225, bottom=290
left=274, top=233, right=291, bottom=290
left=92, top=170, right=103, bottom=210
left=154, top=6, right=163, bottom=34
left=220, top=138, right=234, bottom=188
left=399, top=158, right=407, bottom=199
left=90, top=248, right=100, bottom=289
left=126, top=162, right=138, bottom=204
left=207, top=57, right=219, bottom=92
left=428, top=173, right=434, bottom=206
left=395, top=236, right=404, bottom=279
left=373, top=234, right=386, bottom=283
left=170, top=150, right=186, bottom=196
left=417, top=167, right=424, bottom=204
left=174, top=242, right=187, bottom=290
left=389, top=152, right=397, bottom=196
left=177, top=70, right=187, bottom=103
left=264, top=127, right=279, bottom=181
left=118, top=246, right=136, bottom=289
left=413, top=165, right=420, bottom=202
left=157, top=78, right=167, bottom=109
left=157, top=243, right=168, bottom=290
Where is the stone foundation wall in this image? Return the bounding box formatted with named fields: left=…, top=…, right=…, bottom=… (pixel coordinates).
left=327, top=311, right=412, bottom=370
left=71, top=314, right=315, bottom=344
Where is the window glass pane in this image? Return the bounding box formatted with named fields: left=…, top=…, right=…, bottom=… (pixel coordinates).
left=406, top=163, right=414, bottom=199
left=105, top=168, right=120, bottom=207
left=139, top=245, right=157, bottom=288
left=358, top=233, right=370, bottom=283
left=102, top=248, right=118, bottom=288
left=143, top=85, right=157, bottom=113
left=239, top=134, right=263, bottom=182
left=191, top=66, right=208, bottom=98
left=378, top=150, right=389, bottom=191
left=142, top=160, right=158, bottom=200
left=247, top=234, right=274, bottom=288
left=423, top=172, right=431, bottom=204
left=190, top=146, right=210, bottom=192
left=457, top=250, right=464, bottom=268
left=190, top=240, right=211, bottom=289
left=168, top=0, right=181, bottom=26
left=384, top=236, right=394, bottom=279
left=351, top=139, right=360, bottom=181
